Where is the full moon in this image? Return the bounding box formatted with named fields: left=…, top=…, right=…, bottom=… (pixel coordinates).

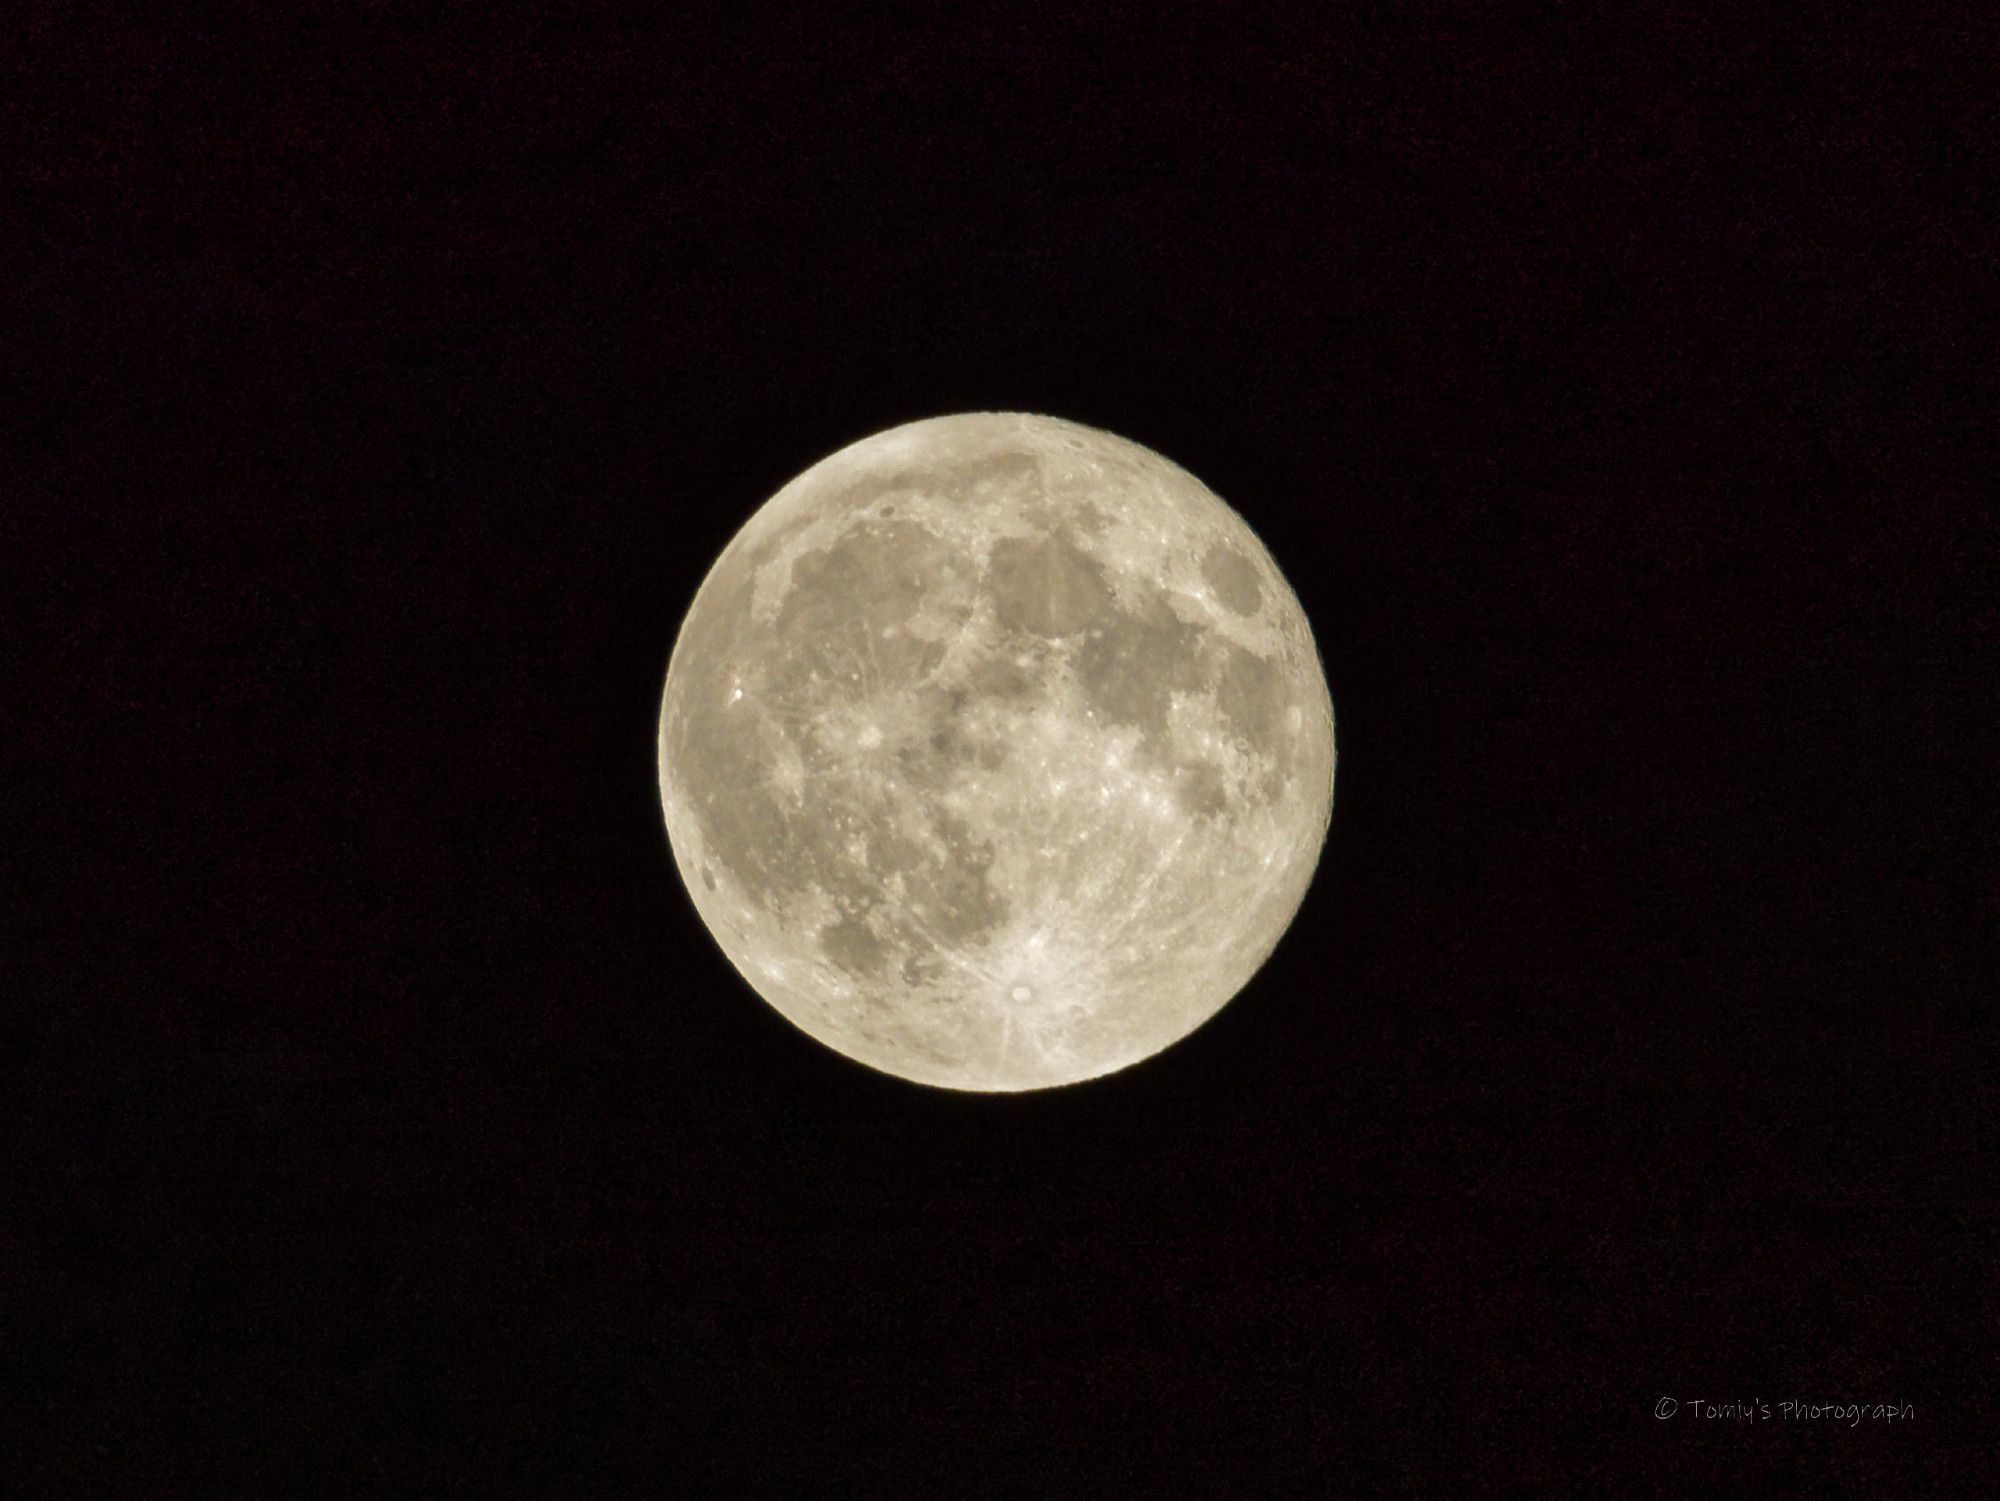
left=658, top=413, right=1335, bottom=1091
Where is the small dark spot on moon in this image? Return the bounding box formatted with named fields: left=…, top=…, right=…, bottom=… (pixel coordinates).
left=784, top=522, right=926, bottom=616
left=867, top=823, right=929, bottom=879
left=926, top=720, right=964, bottom=760
left=1200, top=544, right=1263, bottom=615
left=963, top=652, right=1038, bottom=700
left=916, top=809, right=1010, bottom=948
left=821, top=913, right=891, bottom=978
left=1173, top=761, right=1230, bottom=819
left=1215, top=642, right=1286, bottom=751
left=986, top=532, right=1115, bottom=639
left=1074, top=591, right=1206, bottom=753
left=762, top=517, right=974, bottom=703
left=701, top=865, right=717, bottom=892
left=951, top=452, right=1042, bottom=499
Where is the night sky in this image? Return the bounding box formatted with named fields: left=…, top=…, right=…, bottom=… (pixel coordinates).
left=14, top=5, right=1991, bottom=1494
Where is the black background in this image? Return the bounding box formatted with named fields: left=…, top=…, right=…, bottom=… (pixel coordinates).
left=12, top=4, right=1992, bottom=1495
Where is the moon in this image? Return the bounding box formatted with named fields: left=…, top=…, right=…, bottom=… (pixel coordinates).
left=658, top=413, right=1335, bottom=1091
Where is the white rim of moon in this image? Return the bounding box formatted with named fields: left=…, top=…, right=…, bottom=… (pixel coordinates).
left=658, top=412, right=1335, bottom=1091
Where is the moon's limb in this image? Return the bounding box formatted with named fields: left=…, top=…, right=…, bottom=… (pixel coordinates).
left=659, top=412, right=1335, bottom=1091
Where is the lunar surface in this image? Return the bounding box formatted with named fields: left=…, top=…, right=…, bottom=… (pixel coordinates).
left=658, top=413, right=1335, bottom=1091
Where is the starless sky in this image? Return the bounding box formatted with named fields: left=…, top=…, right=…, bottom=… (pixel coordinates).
left=12, top=5, right=1990, bottom=1495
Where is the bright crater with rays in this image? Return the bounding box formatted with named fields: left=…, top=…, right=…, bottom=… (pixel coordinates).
left=658, top=413, right=1335, bottom=1090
